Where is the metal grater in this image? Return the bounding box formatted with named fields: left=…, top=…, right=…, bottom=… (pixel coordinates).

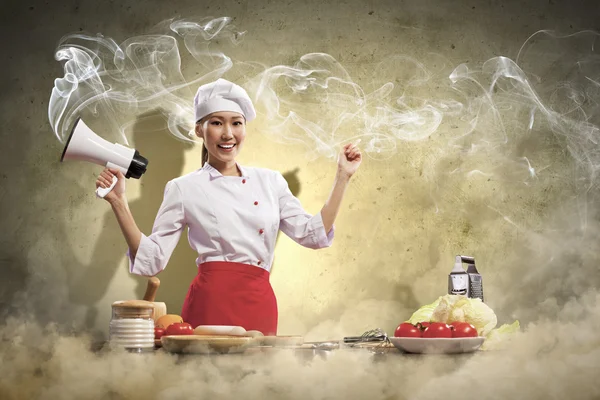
left=448, top=255, right=469, bottom=296
left=466, top=259, right=484, bottom=302
left=448, top=255, right=484, bottom=302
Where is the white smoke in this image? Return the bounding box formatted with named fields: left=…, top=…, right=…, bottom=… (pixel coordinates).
left=48, top=23, right=600, bottom=196
left=48, top=17, right=245, bottom=144
left=1, top=291, right=599, bottom=400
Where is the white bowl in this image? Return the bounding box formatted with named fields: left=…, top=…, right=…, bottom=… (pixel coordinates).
left=389, top=336, right=485, bottom=354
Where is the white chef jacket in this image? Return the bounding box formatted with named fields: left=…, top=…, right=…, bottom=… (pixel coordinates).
left=128, top=162, right=335, bottom=276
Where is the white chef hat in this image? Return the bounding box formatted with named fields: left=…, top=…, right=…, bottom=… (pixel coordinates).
left=194, top=78, right=256, bottom=123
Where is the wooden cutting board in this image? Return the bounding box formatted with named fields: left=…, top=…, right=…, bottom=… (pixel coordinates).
left=161, top=335, right=253, bottom=354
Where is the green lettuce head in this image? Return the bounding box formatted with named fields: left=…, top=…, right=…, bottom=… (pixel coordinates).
left=406, top=297, right=442, bottom=325
left=429, top=294, right=464, bottom=323
left=407, top=294, right=498, bottom=336
left=406, top=294, right=519, bottom=346
left=444, top=297, right=498, bottom=336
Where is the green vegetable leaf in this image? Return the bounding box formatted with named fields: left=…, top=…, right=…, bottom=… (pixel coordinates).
left=480, top=320, right=521, bottom=351
left=407, top=294, right=498, bottom=336
left=406, top=297, right=442, bottom=324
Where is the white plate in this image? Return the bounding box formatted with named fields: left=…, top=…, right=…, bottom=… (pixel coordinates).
left=389, top=336, right=485, bottom=354
left=193, top=325, right=247, bottom=336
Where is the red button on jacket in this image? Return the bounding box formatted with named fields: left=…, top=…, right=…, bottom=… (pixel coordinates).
left=259, top=229, right=264, bottom=234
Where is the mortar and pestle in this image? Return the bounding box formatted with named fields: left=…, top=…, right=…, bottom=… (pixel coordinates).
left=142, top=276, right=167, bottom=321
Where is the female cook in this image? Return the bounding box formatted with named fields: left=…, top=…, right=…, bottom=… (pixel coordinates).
left=96, top=78, right=362, bottom=335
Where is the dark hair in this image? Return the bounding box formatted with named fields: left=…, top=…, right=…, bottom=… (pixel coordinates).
left=201, top=143, right=208, bottom=166
left=197, top=119, right=209, bottom=166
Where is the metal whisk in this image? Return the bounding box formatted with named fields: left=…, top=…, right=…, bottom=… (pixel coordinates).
left=343, top=328, right=390, bottom=345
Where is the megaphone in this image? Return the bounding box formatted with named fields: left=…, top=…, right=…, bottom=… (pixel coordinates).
left=60, top=118, right=149, bottom=198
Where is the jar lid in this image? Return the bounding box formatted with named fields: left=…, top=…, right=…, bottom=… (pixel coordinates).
left=112, top=300, right=155, bottom=319
left=112, top=300, right=155, bottom=309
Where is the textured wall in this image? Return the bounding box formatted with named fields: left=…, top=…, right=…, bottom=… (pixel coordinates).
left=1, top=0, right=599, bottom=398
left=1, top=0, right=598, bottom=332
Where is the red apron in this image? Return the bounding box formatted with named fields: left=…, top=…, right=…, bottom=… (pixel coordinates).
left=181, top=261, right=278, bottom=335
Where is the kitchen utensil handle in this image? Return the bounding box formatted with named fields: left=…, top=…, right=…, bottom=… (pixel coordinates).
left=461, top=256, right=475, bottom=264
left=95, top=175, right=117, bottom=198
left=344, top=336, right=386, bottom=343
left=143, top=276, right=160, bottom=302
left=344, top=336, right=370, bottom=343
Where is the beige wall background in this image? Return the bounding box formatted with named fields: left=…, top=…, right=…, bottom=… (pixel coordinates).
left=1, top=0, right=599, bottom=346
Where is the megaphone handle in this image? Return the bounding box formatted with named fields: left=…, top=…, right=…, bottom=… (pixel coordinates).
left=95, top=175, right=118, bottom=198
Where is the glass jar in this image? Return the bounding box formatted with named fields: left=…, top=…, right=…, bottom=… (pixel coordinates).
left=109, top=300, right=155, bottom=352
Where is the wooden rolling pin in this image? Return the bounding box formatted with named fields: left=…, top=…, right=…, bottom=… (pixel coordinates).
left=142, top=277, right=166, bottom=321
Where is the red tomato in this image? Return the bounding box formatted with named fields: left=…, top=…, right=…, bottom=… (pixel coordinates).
left=154, top=327, right=166, bottom=340
left=165, top=322, right=194, bottom=336
left=394, top=323, right=422, bottom=338
left=422, top=322, right=452, bottom=338
left=416, top=321, right=430, bottom=331
left=450, top=322, right=478, bottom=338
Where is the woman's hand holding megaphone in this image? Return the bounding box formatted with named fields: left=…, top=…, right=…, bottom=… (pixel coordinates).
left=96, top=168, right=126, bottom=204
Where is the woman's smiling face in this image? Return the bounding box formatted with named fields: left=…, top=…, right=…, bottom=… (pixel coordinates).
left=196, top=111, right=246, bottom=164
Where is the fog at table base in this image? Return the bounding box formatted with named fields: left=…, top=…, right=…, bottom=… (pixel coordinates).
left=1, top=2, right=600, bottom=399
